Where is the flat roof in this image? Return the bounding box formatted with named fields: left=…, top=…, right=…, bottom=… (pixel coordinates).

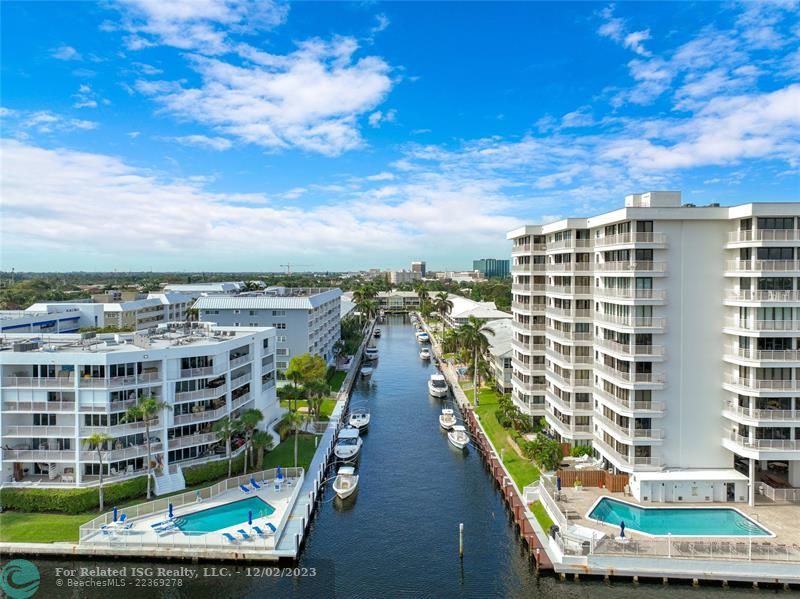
left=632, top=469, right=749, bottom=482
left=194, top=288, right=341, bottom=311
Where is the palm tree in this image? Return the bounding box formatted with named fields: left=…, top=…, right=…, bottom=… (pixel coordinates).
left=251, top=430, right=274, bottom=470
left=125, top=395, right=167, bottom=500
left=212, top=416, right=239, bottom=478
left=359, top=298, right=378, bottom=324
left=186, top=307, right=199, bottom=322
left=457, top=316, right=495, bottom=407
left=433, top=292, right=454, bottom=335
left=239, top=409, right=264, bottom=473
left=285, top=410, right=305, bottom=468
left=86, top=432, right=113, bottom=511
left=415, top=283, right=430, bottom=305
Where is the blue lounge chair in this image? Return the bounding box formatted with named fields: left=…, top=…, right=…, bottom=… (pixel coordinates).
left=223, top=532, right=238, bottom=544
left=251, top=525, right=267, bottom=537
left=265, top=522, right=277, bottom=534
left=118, top=514, right=127, bottom=523
left=150, top=518, right=173, bottom=529
left=237, top=529, right=251, bottom=541
left=239, top=484, right=252, bottom=494
left=250, top=477, right=262, bottom=490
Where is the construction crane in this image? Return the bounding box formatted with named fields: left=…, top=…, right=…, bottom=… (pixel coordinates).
left=279, top=263, right=311, bottom=275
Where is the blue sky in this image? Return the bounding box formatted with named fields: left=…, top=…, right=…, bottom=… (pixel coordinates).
left=1, top=1, right=799, bottom=272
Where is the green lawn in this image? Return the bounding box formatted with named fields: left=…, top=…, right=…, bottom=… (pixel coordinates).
left=262, top=434, right=317, bottom=471
left=464, top=383, right=541, bottom=490
left=529, top=500, right=554, bottom=531
left=0, top=512, right=92, bottom=543
left=319, top=399, right=337, bottom=419
left=327, top=370, right=346, bottom=392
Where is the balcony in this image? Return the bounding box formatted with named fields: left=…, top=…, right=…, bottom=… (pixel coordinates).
left=593, top=436, right=662, bottom=470
left=594, top=287, right=666, bottom=301
left=594, top=389, right=665, bottom=415
left=545, top=348, right=593, bottom=365
left=595, top=338, right=665, bottom=358
left=726, top=260, right=800, bottom=274
left=174, top=405, right=227, bottom=426
left=3, top=425, right=76, bottom=437
left=545, top=307, right=593, bottom=319
left=232, top=392, right=253, bottom=410
left=511, top=375, right=546, bottom=393
left=594, top=261, right=667, bottom=274
left=546, top=262, right=593, bottom=273
left=179, top=364, right=223, bottom=378
left=545, top=390, right=593, bottom=414
left=545, top=285, right=593, bottom=297
left=727, top=229, right=800, bottom=243
left=2, top=400, right=76, bottom=413
left=545, top=329, right=593, bottom=343
left=512, top=301, right=546, bottom=313
left=546, top=238, right=593, bottom=251
left=79, top=373, right=161, bottom=388
left=230, top=372, right=251, bottom=389
left=545, top=409, right=593, bottom=439
left=79, top=443, right=163, bottom=462
left=723, top=375, right=800, bottom=392
left=725, top=318, right=800, bottom=332
left=595, top=363, right=665, bottom=385
left=725, top=347, right=800, bottom=363
left=81, top=420, right=152, bottom=437
left=511, top=356, right=534, bottom=372
left=2, top=376, right=74, bottom=389
left=727, top=431, right=800, bottom=451
left=595, top=412, right=664, bottom=441
left=174, top=384, right=228, bottom=403
left=229, top=354, right=252, bottom=369
left=722, top=402, right=800, bottom=422
left=2, top=448, right=77, bottom=461
left=594, top=313, right=666, bottom=330
left=511, top=243, right=531, bottom=255
left=594, top=232, right=667, bottom=247
left=511, top=263, right=546, bottom=274
left=725, top=289, right=800, bottom=303
left=169, top=432, right=219, bottom=450
left=546, top=370, right=592, bottom=389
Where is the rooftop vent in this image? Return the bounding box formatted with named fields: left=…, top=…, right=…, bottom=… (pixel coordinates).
left=683, top=203, right=696, bottom=208
left=12, top=340, right=41, bottom=352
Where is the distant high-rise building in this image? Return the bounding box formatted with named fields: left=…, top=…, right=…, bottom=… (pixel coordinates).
left=473, top=258, right=510, bottom=279
left=411, top=260, right=426, bottom=277
left=389, top=270, right=421, bottom=285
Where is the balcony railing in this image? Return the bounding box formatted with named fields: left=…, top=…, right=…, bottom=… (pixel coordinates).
left=545, top=348, right=593, bottom=364
left=2, top=400, right=76, bottom=412
left=229, top=354, right=252, bottom=369
left=545, top=329, right=594, bottom=342
left=174, top=385, right=227, bottom=403
left=511, top=263, right=546, bottom=274
left=79, top=443, right=163, bottom=462
left=511, top=375, right=546, bottom=393
left=511, top=243, right=531, bottom=254
left=81, top=420, right=152, bottom=437
left=595, top=338, right=665, bottom=357
left=725, top=318, right=800, bottom=331
left=512, top=301, right=546, bottom=312
left=169, top=432, right=219, bottom=450
left=593, top=388, right=665, bottom=413
left=595, top=363, right=665, bottom=385
left=545, top=390, right=593, bottom=413
left=230, top=373, right=251, bottom=389
left=725, top=289, right=800, bottom=302
left=594, top=287, right=666, bottom=301
left=594, top=313, right=666, bottom=329
left=728, top=432, right=800, bottom=451
left=545, top=285, right=593, bottom=296
left=79, top=373, right=161, bottom=388
left=546, top=262, right=593, bottom=273
left=545, top=410, right=593, bottom=437
left=2, top=376, right=74, bottom=388
left=594, top=261, right=667, bottom=274
left=2, top=448, right=76, bottom=461
left=728, top=229, right=800, bottom=243
left=545, top=307, right=593, bottom=319
left=724, top=375, right=800, bottom=391
left=232, top=392, right=253, bottom=410
left=595, top=412, right=664, bottom=440
left=594, top=232, right=667, bottom=247
left=726, top=347, right=800, bottom=362
left=546, top=371, right=592, bottom=389
left=722, top=402, right=799, bottom=421
left=727, top=260, right=800, bottom=273
left=3, top=425, right=76, bottom=437
left=546, top=238, right=593, bottom=251
left=593, top=436, right=662, bottom=468
left=173, top=405, right=228, bottom=426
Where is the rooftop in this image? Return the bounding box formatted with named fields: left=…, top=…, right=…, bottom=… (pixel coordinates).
left=194, top=288, right=341, bottom=311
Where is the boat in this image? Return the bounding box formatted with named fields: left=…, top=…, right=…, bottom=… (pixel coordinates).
left=448, top=425, right=470, bottom=450
left=419, top=348, right=431, bottom=360
left=373, top=328, right=381, bottom=338
left=416, top=331, right=430, bottom=343
left=360, top=366, right=374, bottom=378
left=439, top=408, right=456, bottom=430
left=332, top=466, right=359, bottom=499
left=364, top=346, right=379, bottom=361
left=428, top=373, right=448, bottom=398
left=349, top=407, right=370, bottom=431
left=334, top=428, right=363, bottom=462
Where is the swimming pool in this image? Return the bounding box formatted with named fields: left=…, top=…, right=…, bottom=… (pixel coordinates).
left=587, top=497, right=772, bottom=537
left=175, top=496, right=276, bottom=534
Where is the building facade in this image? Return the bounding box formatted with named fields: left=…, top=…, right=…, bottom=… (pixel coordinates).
left=411, top=261, right=427, bottom=278
left=473, top=258, right=511, bottom=279
left=0, top=323, right=277, bottom=489
left=0, top=304, right=105, bottom=334
left=389, top=270, right=422, bottom=285
left=508, top=191, right=800, bottom=504
left=194, top=288, right=341, bottom=373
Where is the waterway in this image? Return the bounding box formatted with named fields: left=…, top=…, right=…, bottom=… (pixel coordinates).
left=29, top=317, right=760, bottom=598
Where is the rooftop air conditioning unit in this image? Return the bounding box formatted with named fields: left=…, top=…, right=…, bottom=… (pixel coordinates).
left=12, top=340, right=41, bottom=352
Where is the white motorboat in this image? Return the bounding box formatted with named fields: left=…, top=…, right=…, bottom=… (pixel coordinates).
left=360, top=366, right=374, bottom=378
left=428, top=373, right=448, bottom=398
left=349, top=407, right=370, bottom=431
left=334, top=428, right=362, bottom=461
left=416, top=331, right=430, bottom=343
left=332, top=466, right=359, bottom=500
left=373, top=328, right=381, bottom=338
left=439, top=408, right=456, bottom=430
left=448, top=425, right=470, bottom=450
left=419, top=348, right=431, bottom=360
left=364, top=346, right=379, bottom=361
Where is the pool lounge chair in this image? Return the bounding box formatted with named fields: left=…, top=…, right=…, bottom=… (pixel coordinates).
left=265, top=522, right=277, bottom=534
left=237, top=529, right=252, bottom=541
left=223, top=532, right=239, bottom=544
left=250, top=477, right=262, bottom=490
left=150, top=519, right=173, bottom=529
left=118, top=514, right=127, bottom=524
left=251, top=525, right=269, bottom=537
left=240, top=484, right=252, bottom=494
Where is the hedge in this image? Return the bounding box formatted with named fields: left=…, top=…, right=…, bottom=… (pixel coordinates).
left=183, top=454, right=245, bottom=486
left=0, top=477, right=147, bottom=514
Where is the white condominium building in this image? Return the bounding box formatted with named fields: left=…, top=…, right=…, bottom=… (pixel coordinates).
left=508, top=191, right=800, bottom=504
left=0, top=323, right=277, bottom=490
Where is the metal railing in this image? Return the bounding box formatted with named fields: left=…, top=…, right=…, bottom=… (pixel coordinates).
left=593, top=388, right=665, bottom=413
left=2, top=400, right=76, bottom=412
left=594, top=363, right=665, bottom=384
left=229, top=354, right=252, bottom=368
left=728, top=259, right=800, bottom=272
left=589, top=536, right=800, bottom=563
left=725, top=319, right=800, bottom=331
left=174, top=385, right=227, bottom=403
left=594, top=313, right=666, bottom=329
left=594, top=411, right=664, bottom=440
left=723, top=375, right=800, bottom=391
left=3, top=425, right=76, bottom=437
left=594, top=232, right=666, bottom=246
left=595, top=338, right=664, bottom=357
left=169, top=432, right=219, bottom=450
left=2, top=376, right=74, bottom=388
left=173, top=405, right=227, bottom=426
left=722, top=402, right=798, bottom=421
left=546, top=262, right=593, bottom=272
left=545, top=285, right=594, bottom=296
left=546, top=238, right=594, bottom=251
left=759, top=482, right=800, bottom=503
left=594, top=287, right=666, bottom=300
left=728, top=229, right=800, bottom=243
left=728, top=432, right=800, bottom=450
left=725, top=289, right=800, bottom=302
left=726, top=347, right=800, bottom=361
left=593, top=436, right=662, bottom=467
left=594, top=261, right=667, bottom=273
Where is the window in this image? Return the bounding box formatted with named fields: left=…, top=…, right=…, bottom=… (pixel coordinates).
left=277, top=335, right=287, bottom=343
left=249, top=310, right=258, bottom=316
left=272, top=310, right=286, bottom=316
left=233, top=309, right=241, bottom=314
left=271, top=322, right=286, bottom=329
left=276, top=348, right=289, bottom=356
left=33, top=414, right=56, bottom=426
left=277, top=361, right=288, bottom=369
left=757, top=247, right=794, bottom=260
left=636, top=220, right=653, bottom=233
left=758, top=217, right=794, bottom=230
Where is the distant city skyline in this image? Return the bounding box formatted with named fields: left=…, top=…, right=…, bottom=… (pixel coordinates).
left=1, top=2, right=798, bottom=271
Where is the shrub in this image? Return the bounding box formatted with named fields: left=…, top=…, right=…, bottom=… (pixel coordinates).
left=0, top=477, right=147, bottom=514
left=570, top=445, right=593, bottom=458
left=183, top=454, right=245, bottom=486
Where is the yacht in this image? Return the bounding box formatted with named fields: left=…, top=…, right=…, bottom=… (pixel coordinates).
left=349, top=407, right=370, bottom=431
left=448, top=425, right=470, bottom=450
left=439, top=408, right=456, bottom=430
left=373, top=328, right=381, bottom=338
left=428, top=373, right=448, bottom=398
left=419, top=348, right=431, bottom=360
left=332, top=466, right=359, bottom=500
left=360, top=366, right=374, bottom=378
left=416, top=331, right=430, bottom=343
left=334, top=428, right=362, bottom=462
left=364, top=346, right=379, bottom=361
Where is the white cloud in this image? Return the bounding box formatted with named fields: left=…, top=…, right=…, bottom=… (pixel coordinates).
left=368, top=108, right=397, bottom=128
left=137, top=37, right=394, bottom=155
left=168, top=134, right=233, bottom=150
left=72, top=84, right=107, bottom=109
left=4, top=110, right=100, bottom=134
left=128, top=131, right=141, bottom=138
left=51, top=45, right=82, bottom=61
left=597, top=5, right=651, bottom=56
left=113, top=0, right=289, bottom=55
left=365, top=172, right=395, bottom=181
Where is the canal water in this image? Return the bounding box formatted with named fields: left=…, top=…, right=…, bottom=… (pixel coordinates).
left=29, top=317, right=759, bottom=598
